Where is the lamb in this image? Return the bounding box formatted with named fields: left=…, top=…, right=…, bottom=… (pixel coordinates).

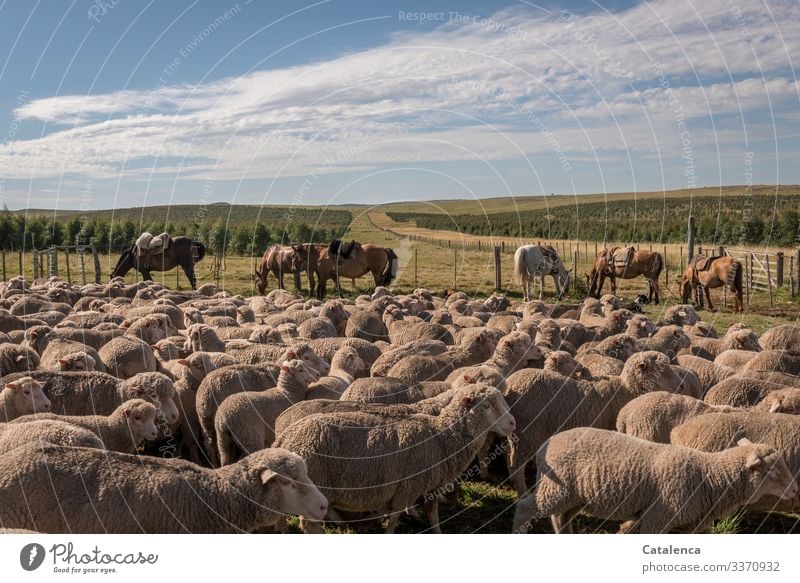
left=0, top=343, right=40, bottom=376
left=504, top=351, right=682, bottom=496
left=306, top=347, right=363, bottom=400
left=671, top=412, right=800, bottom=512
left=685, top=329, right=761, bottom=360
left=98, top=335, right=157, bottom=379
left=274, top=383, right=515, bottom=533
left=758, top=324, right=800, bottom=351
left=12, top=399, right=159, bottom=453
left=370, top=340, right=448, bottom=377
left=675, top=355, right=736, bottom=395
left=683, top=321, right=718, bottom=338
left=383, top=305, right=454, bottom=346
left=122, top=314, right=171, bottom=345
left=513, top=428, right=796, bottom=533
left=54, top=351, right=96, bottom=372
left=0, top=371, right=177, bottom=422
left=616, top=392, right=727, bottom=443
left=0, top=420, right=105, bottom=454
left=741, top=350, right=800, bottom=376
left=704, top=376, right=800, bottom=408
left=0, top=444, right=328, bottom=533
left=533, top=319, right=576, bottom=354
left=638, top=325, right=691, bottom=361
left=0, top=377, right=51, bottom=421
left=215, top=360, right=321, bottom=465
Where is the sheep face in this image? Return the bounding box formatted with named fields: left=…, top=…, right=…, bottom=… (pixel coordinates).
left=180, top=353, right=219, bottom=382
left=4, top=377, right=51, bottom=413
left=258, top=454, right=329, bottom=521
left=183, top=309, right=203, bottom=327
left=58, top=352, right=96, bottom=372
left=737, top=440, right=799, bottom=502
left=284, top=345, right=330, bottom=376
left=124, top=400, right=159, bottom=442
left=458, top=385, right=516, bottom=437
left=758, top=390, right=800, bottom=415
left=733, top=331, right=761, bottom=352
left=127, top=376, right=180, bottom=424
left=281, top=359, right=322, bottom=386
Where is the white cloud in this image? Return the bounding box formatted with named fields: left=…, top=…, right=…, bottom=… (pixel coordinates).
left=1, top=0, right=798, bottom=189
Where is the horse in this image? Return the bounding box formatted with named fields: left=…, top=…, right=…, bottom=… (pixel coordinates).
left=111, top=236, right=205, bottom=290
left=314, top=240, right=398, bottom=299
left=513, top=244, right=570, bottom=301
left=586, top=246, right=663, bottom=304
left=680, top=255, right=743, bottom=313
left=254, top=244, right=303, bottom=294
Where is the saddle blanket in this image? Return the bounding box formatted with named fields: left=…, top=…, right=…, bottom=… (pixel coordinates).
left=135, top=232, right=170, bottom=255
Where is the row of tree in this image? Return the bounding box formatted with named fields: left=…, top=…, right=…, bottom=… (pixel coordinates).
left=388, top=195, right=800, bottom=247
left=0, top=211, right=349, bottom=255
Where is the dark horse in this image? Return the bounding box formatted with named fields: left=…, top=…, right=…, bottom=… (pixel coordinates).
left=111, top=236, right=206, bottom=289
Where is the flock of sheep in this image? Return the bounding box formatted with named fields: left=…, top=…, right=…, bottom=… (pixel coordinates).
left=0, top=273, right=799, bottom=534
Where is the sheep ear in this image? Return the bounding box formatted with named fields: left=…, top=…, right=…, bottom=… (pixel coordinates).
left=737, top=437, right=754, bottom=447
left=636, top=361, right=648, bottom=370
left=286, top=351, right=296, bottom=359
left=460, top=396, right=474, bottom=407
left=260, top=468, right=279, bottom=484
left=131, top=387, right=145, bottom=396
left=745, top=451, right=763, bottom=469
left=144, top=321, right=151, bottom=327
left=4, top=382, right=18, bottom=391
left=16, top=354, right=26, bottom=362
left=123, top=408, right=132, bottom=418
left=58, top=359, right=68, bottom=366
left=463, top=374, right=474, bottom=383
left=769, top=401, right=783, bottom=413
left=678, top=310, right=686, bottom=317
left=178, top=359, right=189, bottom=366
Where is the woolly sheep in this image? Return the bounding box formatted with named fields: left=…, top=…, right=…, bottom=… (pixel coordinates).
left=714, top=349, right=759, bottom=369
left=98, top=335, right=157, bottom=379
left=616, top=391, right=727, bottom=443
left=370, top=340, right=448, bottom=377
left=274, top=383, right=515, bottom=533
left=306, top=346, right=363, bottom=400
left=0, top=343, right=40, bottom=376
left=675, top=355, right=736, bottom=395
left=660, top=304, right=700, bottom=326
left=758, top=324, right=800, bottom=351
left=513, top=428, right=796, bottom=533
left=54, top=351, right=96, bottom=372
left=0, top=377, right=51, bottom=420
left=686, top=329, right=761, bottom=360
left=638, top=325, right=691, bottom=361
left=704, top=376, right=799, bottom=408
left=13, top=398, right=159, bottom=453
left=383, top=305, right=454, bottom=346
left=671, top=411, right=800, bottom=512
left=741, top=350, right=800, bottom=376
left=504, top=351, right=683, bottom=496
left=574, top=352, right=624, bottom=377
left=215, top=360, right=321, bottom=465
left=0, top=444, right=328, bottom=533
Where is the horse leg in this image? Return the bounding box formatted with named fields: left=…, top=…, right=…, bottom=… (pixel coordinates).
left=181, top=261, right=197, bottom=290
left=705, top=286, right=714, bottom=311
left=277, top=267, right=285, bottom=290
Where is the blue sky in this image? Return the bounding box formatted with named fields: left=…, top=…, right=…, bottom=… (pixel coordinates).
left=0, top=0, right=797, bottom=210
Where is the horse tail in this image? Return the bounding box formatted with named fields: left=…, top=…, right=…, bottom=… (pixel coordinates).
left=382, top=248, right=398, bottom=285
left=513, top=247, right=529, bottom=286
left=111, top=246, right=133, bottom=279
left=193, top=242, right=206, bottom=263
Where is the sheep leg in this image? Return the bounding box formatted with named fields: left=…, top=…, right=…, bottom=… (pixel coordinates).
left=618, top=519, right=641, bottom=534
left=384, top=511, right=401, bottom=534
left=550, top=510, right=577, bottom=534
left=423, top=498, right=442, bottom=534
left=476, top=436, right=493, bottom=478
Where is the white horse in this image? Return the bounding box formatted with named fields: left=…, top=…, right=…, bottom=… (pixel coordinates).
left=513, top=244, right=571, bottom=301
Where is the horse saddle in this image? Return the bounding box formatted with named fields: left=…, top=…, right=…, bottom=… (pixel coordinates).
left=135, top=232, right=170, bottom=256
left=607, top=246, right=635, bottom=271
left=689, top=255, right=715, bottom=272
left=328, top=239, right=355, bottom=259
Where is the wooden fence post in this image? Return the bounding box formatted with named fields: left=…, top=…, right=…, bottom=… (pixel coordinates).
left=573, top=249, right=578, bottom=294
left=80, top=248, right=87, bottom=285
left=776, top=252, right=784, bottom=287
left=664, top=246, right=668, bottom=287
left=91, top=246, right=101, bottom=284
left=414, top=249, right=418, bottom=286
left=453, top=249, right=457, bottom=289
left=687, top=216, right=695, bottom=260
left=746, top=253, right=752, bottom=307
left=765, top=254, right=774, bottom=306
left=32, top=251, right=39, bottom=280
left=493, top=246, right=501, bottom=291
left=65, top=247, right=71, bottom=284
left=1, top=250, right=5, bottom=281
left=790, top=255, right=795, bottom=296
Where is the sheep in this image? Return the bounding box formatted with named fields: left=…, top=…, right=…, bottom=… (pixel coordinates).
left=23, top=325, right=106, bottom=372
left=758, top=324, right=800, bottom=351
left=533, top=319, right=576, bottom=355
left=504, top=351, right=683, bottom=496
left=704, top=376, right=800, bottom=408
left=513, top=428, right=796, bottom=533
left=741, top=350, right=800, bottom=376
left=0, top=343, right=40, bottom=376
left=0, top=371, right=178, bottom=423
left=178, top=352, right=239, bottom=384
left=306, top=346, right=363, bottom=400
left=344, top=308, right=389, bottom=343
left=383, top=305, right=454, bottom=346
left=625, top=315, right=658, bottom=339
left=274, top=383, right=515, bottom=533
left=122, top=314, right=171, bottom=345
left=675, top=355, right=736, bottom=395
left=683, top=321, right=718, bottom=338
left=444, top=331, right=542, bottom=386
left=386, top=355, right=452, bottom=383
left=0, top=420, right=105, bottom=454
left=54, top=351, right=97, bottom=372
left=61, top=311, right=125, bottom=328
left=752, top=389, right=800, bottom=414
left=303, top=337, right=382, bottom=378
left=671, top=412, right=800, bottom=512
left=0, top=377, right=51, bottom=421
left=616, top=392, right=728, bottom=443
left=577, top=333, right=639, bottom=361
left=685, top=329, right=761, bottom=360
left=370, top=340, right=448, bottom=377
left=298, top=317, right=338, bottom=339
left=0, top=444, right=328, bottom=533
left=714, top=349, right=760, bottom=369
left=215, top=360, right=321, bottom=465
left=248, top=323, right=299, bottom=344
left=184, top=323, right=226, bottom=353
left=638, top=325, right=691, bottom=361
left=543, top=351, right=591, bottom=379
left=97, top=335, right=157, bottom=379
left=660, top=304, right=700, bottom=326
left=574, top=352, right=624, bottom=377
left=37, top=326, right=123, bottom=351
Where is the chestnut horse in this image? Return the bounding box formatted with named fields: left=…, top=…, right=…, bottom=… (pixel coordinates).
left=680, top=255, right=743, bottom=313
left=586, top=246, right=663, bottom=303
left=254, top=244, right=303, bottom=293
left=313, top=240, right=398, bottom=299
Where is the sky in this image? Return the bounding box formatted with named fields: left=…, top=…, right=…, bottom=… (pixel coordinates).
left=0, top=0, right=797, bottom=210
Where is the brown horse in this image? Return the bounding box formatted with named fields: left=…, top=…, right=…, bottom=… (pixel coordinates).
left=680, top=255, right=743, bottom=313
left=254, top=244, right=303, bottom=293
left=314, top=240, right=398, bottom=299
left=111, top=236, right=205, bottom=290
left=586, top=246, right=663, bottom=303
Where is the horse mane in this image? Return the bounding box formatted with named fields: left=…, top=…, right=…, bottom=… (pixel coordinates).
left=328, top=239, right=356, bottom=259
